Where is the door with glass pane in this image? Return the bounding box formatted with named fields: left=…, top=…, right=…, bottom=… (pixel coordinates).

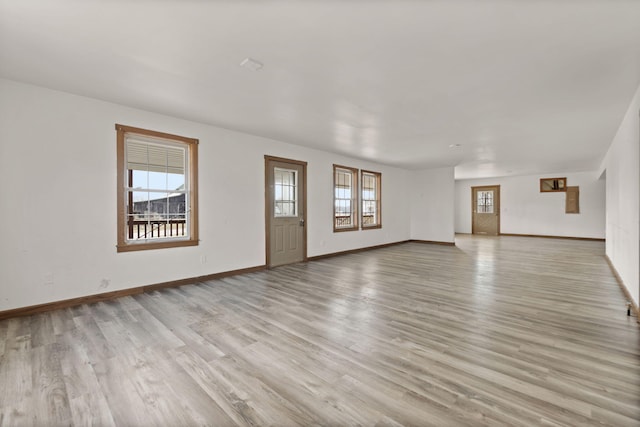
left=265, top=156, right=307, bottom=267
left=472, top=185, right=500, bottom=235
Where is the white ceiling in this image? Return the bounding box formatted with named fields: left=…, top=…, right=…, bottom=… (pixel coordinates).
left=1, top=1, right=639, bottom=179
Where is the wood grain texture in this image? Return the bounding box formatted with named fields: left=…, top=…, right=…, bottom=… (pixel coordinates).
left=1, top=235, right=639, bottom=426
left=307, top=240, right=409, bottom=261
left=0, top=265, right=266, bottom=321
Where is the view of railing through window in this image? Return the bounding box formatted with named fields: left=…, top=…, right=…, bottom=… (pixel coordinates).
left=361, top=170, right=381, bottom=227
left=361, top=213, right=376, bottom=226
left=126, top=138, right=188, bottom=241
left=117, top=124, right=199, bottom=252
left=129, top=219, right=186, bottom=239
left=334, top=165, right=358, bottom=230
left=128, top=192, right=187, bottom=239
left=335, top=214, right=376, bottom=226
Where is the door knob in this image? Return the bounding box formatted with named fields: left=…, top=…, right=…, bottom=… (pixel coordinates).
left=299, top=219, right=305, bottom=226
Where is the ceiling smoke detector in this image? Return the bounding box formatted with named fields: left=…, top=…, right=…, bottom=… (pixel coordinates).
left=240, top=57, right=264, bottom=71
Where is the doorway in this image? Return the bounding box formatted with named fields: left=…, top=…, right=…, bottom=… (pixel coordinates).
left=471, top=185, right=500, bottom=235
left=265, top=156, right=307, bottom=267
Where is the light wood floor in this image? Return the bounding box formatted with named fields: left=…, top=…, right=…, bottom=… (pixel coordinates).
left=1, top=236, right=639, bottom=426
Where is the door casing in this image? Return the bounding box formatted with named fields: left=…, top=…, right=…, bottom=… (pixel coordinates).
left=471, top=185, right=501, bottom=235
left=265, top=155, right=307, bottom=268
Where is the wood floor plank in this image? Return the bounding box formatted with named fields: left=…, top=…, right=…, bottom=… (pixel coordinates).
left=170, top=346, right=269, bottom=426
left=146, top=347, right=238, bottom=426
left=0, top=319, right=32, bottom=426
left=58, top=331, right=116, bottom=425
left=29, top=343, right=72, bottom=425
left=0, top=235, right=639, bottom=426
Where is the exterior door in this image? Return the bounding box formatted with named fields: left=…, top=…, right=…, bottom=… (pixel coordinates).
left=265, top=156, right=307, bottom=267
left=472, top=185, right=500, bottom=235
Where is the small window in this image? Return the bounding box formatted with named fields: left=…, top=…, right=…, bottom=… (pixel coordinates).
left=274, top=167, right=298, bottom=217
left=333, top=165, right=358, bottom=232
left=477, top=191, right=494, bottom=213
left=361, top=170, right=381, bottom=229
left=116, top=124, right=199, bottom=252
left=540, top=177, right=567, bottom=192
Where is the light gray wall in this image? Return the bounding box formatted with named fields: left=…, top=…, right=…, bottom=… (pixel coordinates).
left=5, top=76, right=634, bottom=312
left=410, top=167, right=455, bottom=243
left=0, top=79, right=425, bottom=311
left=600, top=84, right=640, bottom=306
left=455, top=171, right=606, bottom=238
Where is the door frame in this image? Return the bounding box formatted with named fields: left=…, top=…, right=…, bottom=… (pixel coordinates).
left=471, top=185, right=501, bottom=235
left=264, top=155, right=308, bottom=268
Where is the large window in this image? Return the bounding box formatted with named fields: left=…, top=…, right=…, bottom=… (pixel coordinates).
left=361, top=170, right=382, bottom=229
left=333, top=165, right=358, bottom=231
left=116, top=124, right=199, bottom=252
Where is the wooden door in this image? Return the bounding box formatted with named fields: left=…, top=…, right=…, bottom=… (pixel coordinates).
left=472, top=185, right=500, bottom=235
left=265, top=156, right=307, bottom=267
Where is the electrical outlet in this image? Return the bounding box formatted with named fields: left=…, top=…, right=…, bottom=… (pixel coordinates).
left=200, top=255, right=207, bottom=264
left=44, top=273, right=54, bottom=285
left=99, top=279, right=110, bottom=289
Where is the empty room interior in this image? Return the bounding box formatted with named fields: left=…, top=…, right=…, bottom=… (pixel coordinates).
left=1, top=1, right=640, bottom=426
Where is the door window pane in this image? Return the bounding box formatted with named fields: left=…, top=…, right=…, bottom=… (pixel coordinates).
left=274, top=168, right=297, bottom=217
left=477, top=191, right=494, bottom=213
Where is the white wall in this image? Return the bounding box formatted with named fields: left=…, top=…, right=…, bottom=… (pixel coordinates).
left=455, top=172, right=606, bottom=238
left=0, top=79, right=414, bottom=311
left=410, top=167, right=455, bottom=243
left=599, top=84, right=640, bottom=306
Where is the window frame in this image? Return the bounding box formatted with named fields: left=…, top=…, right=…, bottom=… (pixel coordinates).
left=274, top=167, right=299, bottom=218
left=476, top=190, right=494, bottom=213
left=360, top=169, right=382, bottom=230
left=333, top=164, right=359, bottom=232
left=116, top=124, right=199, bottom=252
left=539, top=177, right=567, bottom=193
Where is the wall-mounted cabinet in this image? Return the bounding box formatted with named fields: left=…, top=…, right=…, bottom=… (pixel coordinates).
left=566, top=186, right=580, bottom=214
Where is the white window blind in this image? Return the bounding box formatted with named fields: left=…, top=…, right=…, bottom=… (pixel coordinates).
left=126, top=136, right=185, bottom=175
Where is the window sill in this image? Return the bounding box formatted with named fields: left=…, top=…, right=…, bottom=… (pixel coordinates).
left=117, top=239, right=199, bottom=252
left=362, top=225, right=382, bottom=230
left=334, top=226, right=358, bottom=233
